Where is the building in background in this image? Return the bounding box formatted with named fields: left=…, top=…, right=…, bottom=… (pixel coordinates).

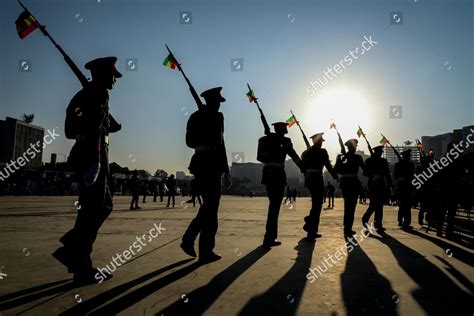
left=421, top=125, right=474, bottom=159
left=230, top=162, right=262, bottom=186
left=383, top=146, right=421, bottom=164
left=176, top=171, right=186, bottom=180
left=0, top=116, right=44, bottom=169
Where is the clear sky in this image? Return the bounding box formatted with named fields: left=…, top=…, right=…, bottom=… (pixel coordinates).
left=1, top=0, right=472, bottom=175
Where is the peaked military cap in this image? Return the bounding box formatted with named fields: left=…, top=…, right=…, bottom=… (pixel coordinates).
left=200, top=87, right=225, bottom=102
left=310, top=132, right=325, bottom=142
left=345, top=139, right=358, bottom=147
left=85, top=56, right=122, bottom=78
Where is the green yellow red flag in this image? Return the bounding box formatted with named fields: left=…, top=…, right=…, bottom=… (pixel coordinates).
left=246, top=89, right=257, bottom=103
left=162, top=54, right=177, bottom=69
left=379, top=136, right=388, bottom=145
left=15, top=11, right=39, bottom=39
left=286, top=115, right=297, bottom=128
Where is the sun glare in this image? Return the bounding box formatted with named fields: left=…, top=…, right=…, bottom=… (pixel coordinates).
left=303, top=87, right=372, bottom=142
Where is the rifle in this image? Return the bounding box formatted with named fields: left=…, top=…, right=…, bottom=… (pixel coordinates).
left=165, top=45, right=204, bottom=110
left=290, top=110, right=310, bottom=149
left=337, top=131, right=346, bottom=155
left=381, top=133, right=402, bottom=162
left=18, top=0, right=89, bottom=88
left=247, top=83, right=270, bottom=135
left=358, top=125, right=374, bottom=155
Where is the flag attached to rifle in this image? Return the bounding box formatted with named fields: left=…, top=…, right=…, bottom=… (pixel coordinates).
left=246, top=89, right=257, bottom=103
left=286, top=115, right=297, bottom=128
left=379, top=136, right=388, bottom=145
left=15, top=11, right=39, bottom=39
left=357, top=127, right=363, bottom=138
left=416, top=140, right=423, bottom=151
left=330, top=122, right=337, bottom=130
left=162, top=54, right=177, bottom=69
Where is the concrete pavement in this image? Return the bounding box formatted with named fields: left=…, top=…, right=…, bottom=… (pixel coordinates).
left=0, top=195, right=472, bottom=315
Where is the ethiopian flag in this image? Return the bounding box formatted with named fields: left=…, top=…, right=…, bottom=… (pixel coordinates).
left=16, top=11, right=39, bottom=39
left=246, top=89, right=256, bottom=103
left=286, top=115, right=297, bottom=128
left=379, top=136, right=388, bottom=145
left=162, top=54, right=177, bottom=69
left=357, top=127, right=363, bottom=138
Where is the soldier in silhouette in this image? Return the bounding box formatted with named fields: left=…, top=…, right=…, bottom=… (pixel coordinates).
left=180, top=87, right=231, bottom=263
left=394, top=149, right=415, bottom=229
left=129, top=170, right=140, bottom=210
left=334, top=139, right=365, bottom=236
left=301, top=133, right=338, bottom=239
left=258, top=122, right=304, bottom=248
left=393, top=149, right=415, bottom=229
left=166, top=174, right=177, bottom=208
left=158, top=180, right=165, bottom=202
left=439, top=142, right=463, bottom=237
left=53, top=57, right=122, bottom=285
left=327, top=182, right=335, bottom=208
left=361, top=145, right=392, bottom=231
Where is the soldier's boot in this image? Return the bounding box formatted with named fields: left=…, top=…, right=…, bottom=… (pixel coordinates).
left=303, top=216, right=313, bottom=233
left=262, top=239, right=282, bottom=248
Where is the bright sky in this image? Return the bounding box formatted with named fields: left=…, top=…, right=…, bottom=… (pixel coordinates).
left=1, top=0, right=472, bottom=175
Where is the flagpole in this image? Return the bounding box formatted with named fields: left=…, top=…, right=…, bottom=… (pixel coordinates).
left=247, top=83, right=270, bottom=135
left=331, top=120, right=346, bottom=155
left=358, top=125, right=373, bottom=155
left=165, top=45, right=204, bottom=110
left=17, top=0, right=89, bottom=87
left=381, top=133, right=402, bottom=161
left=290, top=109, right=310, bottom=149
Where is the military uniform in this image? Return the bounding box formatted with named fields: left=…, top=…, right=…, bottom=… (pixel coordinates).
left=394, top=150, right=415, bottom=228
left=301, top=133, right=338, bottom=238
left=54, top=57, right=122, bottom=284
left=362, top=146, right=392, bottom=230
left=181, top=87, right=229, bottom=261
left=440, top=143, right=463, bottom=236
left=258, top=122, right=302, bottom=247
left=334, top=139, right=365, bottom=236
left=129, top=173, right=140, bottom=209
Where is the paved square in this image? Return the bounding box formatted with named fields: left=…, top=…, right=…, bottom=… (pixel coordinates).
left=0, top=196, right=472, bottom=315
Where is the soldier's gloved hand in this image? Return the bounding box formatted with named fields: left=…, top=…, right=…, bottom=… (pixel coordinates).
left=223, top=173, right=232, bottom=190
left=83, top=163, right=101, bottom=186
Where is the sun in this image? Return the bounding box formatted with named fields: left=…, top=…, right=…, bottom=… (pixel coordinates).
left=303, top=87, right=372, bottom=141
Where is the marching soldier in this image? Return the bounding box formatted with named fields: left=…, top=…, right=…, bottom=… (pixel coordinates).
left=180, top=87, right=231, bottom=263
left=258, top=122, right=304, bottom=248
left=129, top=170, right=140, bottom=210
left=394, top=149, right=415, bottom=229
left=440, top=142, right=463, bottom=237
left=302, top=133, right=338, bottom=239
left=334, top=139, right=365, bottom=236
left=53, top=57, right=122, bottom=285
left=361, top=145, right=392, bottom=231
